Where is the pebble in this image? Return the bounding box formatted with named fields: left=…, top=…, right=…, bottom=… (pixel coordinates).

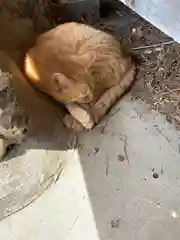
left=153, top=173, right=159, bottom=179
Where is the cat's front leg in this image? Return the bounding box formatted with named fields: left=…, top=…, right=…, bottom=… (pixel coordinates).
left=63, top=114, right=84, bottom=131
left=64, top=103, right=95, bottom=130
left=91, top=65, right=136, bottom=124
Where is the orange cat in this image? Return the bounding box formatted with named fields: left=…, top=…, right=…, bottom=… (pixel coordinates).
left=24, top=22, right=134, bottom=105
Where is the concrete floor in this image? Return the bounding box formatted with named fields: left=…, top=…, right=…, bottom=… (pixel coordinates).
left=0, top=95, right=180, bottom=240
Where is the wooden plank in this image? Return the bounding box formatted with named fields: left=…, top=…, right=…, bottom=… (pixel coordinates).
left=119, top=0, right=180, bottom=43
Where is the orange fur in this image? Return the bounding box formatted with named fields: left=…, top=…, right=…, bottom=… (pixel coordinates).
left=24, top=22, right=133, bottom=105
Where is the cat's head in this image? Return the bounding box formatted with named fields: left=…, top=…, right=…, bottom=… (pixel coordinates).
left=50, top=51, right=97, bottom=104
left=50, top=72, right=93, bottom=104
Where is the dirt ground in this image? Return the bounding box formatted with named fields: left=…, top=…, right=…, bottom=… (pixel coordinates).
left=95, top=3, right=180, bottom=129
left=0, top=0, right=179, bottom=159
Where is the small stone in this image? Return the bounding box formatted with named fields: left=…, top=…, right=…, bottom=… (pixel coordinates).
left=111, top=218, right=121, bottom=228
left=144, top=49, right=153, bottom=54
left=155, top=47, right=163, bottom=51
left=153, top=173, right=159, bottom=179
left=132, top=28, right=136, bottom=33
left=118, top=154, right=125, bottom=162
left=94, top=148, right=99, bottom=154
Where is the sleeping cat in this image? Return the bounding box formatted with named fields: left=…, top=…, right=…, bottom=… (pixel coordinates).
left=24, top=22, right=136, bottom=129
left=25, top=22, right=134, bottom=101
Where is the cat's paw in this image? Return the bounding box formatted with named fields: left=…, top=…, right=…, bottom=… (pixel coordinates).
left=65, top=103, right=95, bottom=130
left=63, top=114, right=84, bottom=131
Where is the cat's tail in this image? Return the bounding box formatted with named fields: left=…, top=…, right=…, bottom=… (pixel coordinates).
left=118, top=63, right=137, bottom=93
left=92, top=63, right=136, bottom=124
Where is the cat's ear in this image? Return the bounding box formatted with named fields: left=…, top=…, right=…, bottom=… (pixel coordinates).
left=51, top=73, right=74, bottom=92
